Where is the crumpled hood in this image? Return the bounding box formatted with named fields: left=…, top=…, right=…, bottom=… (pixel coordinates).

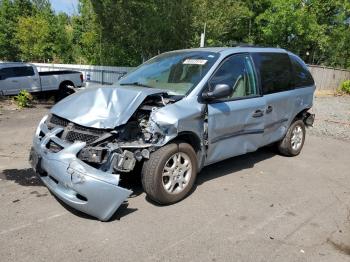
left=51, top=85, right=165, bottom=129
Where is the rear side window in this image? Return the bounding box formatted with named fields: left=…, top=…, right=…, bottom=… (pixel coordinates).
left=0, top=66, right=34, bottom=79
left=289, top=55, right=314, bottom=87
left=14, top=66, right=35, bottom=77
left=252, top=53, right=293, bottom=95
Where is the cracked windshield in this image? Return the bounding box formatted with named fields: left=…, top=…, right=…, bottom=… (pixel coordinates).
left=119, top=51, right=219, bottom=95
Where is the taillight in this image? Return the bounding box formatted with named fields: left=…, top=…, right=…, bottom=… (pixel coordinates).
left=80, top=74, right=84, bottom=83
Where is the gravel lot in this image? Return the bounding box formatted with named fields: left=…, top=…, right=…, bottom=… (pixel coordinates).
left=0, top=95, right=349, bottom=262
left=310, top=96, right=350, bottom=141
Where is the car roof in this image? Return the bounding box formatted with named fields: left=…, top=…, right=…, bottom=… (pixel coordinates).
left=168, top=46, right=288, bottom=56
left=0, top=62, right=32, bottom=69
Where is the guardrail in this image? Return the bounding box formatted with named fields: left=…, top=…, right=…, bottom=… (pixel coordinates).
left=33, top=63, right=135, bottom=85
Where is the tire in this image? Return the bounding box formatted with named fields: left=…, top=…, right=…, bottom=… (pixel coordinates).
left=141, top=142, right=198, bottom=205
left=277, top=120, right=306, bottom=156
left=55, top=84, right=75, bottom=102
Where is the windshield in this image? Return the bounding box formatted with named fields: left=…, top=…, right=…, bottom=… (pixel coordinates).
left=119, top=51, right=219, bottom=95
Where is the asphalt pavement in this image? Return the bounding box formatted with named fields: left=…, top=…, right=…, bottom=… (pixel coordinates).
left=0, top=103, right=350, bottom=262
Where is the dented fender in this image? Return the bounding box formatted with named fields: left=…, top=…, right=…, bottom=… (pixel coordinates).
left=147, top=97, right=208, bottom=168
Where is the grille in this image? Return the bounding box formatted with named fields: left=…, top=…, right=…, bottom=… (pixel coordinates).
left=50, top=114, right=69, bottom=127
left=73, top=124, right=105, bottom=135
left=65, top=131, right=99, bottom=144
left=47, top=114, right=105, bottom=144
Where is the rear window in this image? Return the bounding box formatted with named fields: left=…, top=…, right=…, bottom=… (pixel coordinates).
left=0, top=66, right=34, bottom=79
left=251, top=53, right=293, bottom=95
left=289, top=54, right=314, bottom=88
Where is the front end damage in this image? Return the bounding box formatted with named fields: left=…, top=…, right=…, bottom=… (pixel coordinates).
left=30, top=87, right=183, bottom=221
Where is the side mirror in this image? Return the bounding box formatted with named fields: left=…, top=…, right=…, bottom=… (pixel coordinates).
left=202, top=84, right=232, bottom=101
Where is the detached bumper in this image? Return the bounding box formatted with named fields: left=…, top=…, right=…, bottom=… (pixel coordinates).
left=29, top=116, right=132, bottom=221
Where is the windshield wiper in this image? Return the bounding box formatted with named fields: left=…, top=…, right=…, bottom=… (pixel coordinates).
left=119, top=82, right=153, bottom=88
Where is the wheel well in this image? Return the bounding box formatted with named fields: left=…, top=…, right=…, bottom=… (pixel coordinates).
left=293, top=108, right=314, bottom=126
left=59, top=81, right=75, bottom=90
left=294, top=109, right=309, bottom=120
left=293, top=108, right=312, bottom=123
left=173, top=132, right=202, bottom=153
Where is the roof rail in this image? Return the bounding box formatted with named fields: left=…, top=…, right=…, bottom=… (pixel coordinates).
left=235, top=44, right=266, bottom=48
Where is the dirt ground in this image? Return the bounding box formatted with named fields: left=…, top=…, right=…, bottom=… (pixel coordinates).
left=309, top=96, right=350, bottom=141
left=0, top=96, right=350, bottom=262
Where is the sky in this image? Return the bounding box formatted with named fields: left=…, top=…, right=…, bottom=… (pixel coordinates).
left=50, top=0, right=79, bottom=15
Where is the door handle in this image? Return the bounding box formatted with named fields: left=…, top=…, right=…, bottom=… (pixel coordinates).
left=12, top=80, right=18, bottom=83
left=252, top=109, right=264, bottom=118
left=266, top=105, right=273, bottom=114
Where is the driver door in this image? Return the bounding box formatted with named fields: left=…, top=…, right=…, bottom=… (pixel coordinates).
left=205, top=54, right=266, bottom=165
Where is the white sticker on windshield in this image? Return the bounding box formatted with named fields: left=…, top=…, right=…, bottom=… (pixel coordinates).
left=183, top=59, right=208, bottom=65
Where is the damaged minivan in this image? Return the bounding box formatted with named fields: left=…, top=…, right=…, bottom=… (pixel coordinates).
left=30, top=47, right=315, bottom=221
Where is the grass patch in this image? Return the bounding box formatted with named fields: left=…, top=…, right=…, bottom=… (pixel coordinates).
left=13, top=90, right=33, bottom=108
left=337, top=80, right=350, bottom=95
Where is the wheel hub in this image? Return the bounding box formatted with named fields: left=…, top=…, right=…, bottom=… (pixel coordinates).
left=162, top=152, right=192, bottom=194
left=291, top=125, right=303, bottom=150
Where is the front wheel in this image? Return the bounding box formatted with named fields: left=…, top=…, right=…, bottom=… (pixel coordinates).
left=141, top=142, right=198, bottom=205
left=277, top=120, right=306, bottom=156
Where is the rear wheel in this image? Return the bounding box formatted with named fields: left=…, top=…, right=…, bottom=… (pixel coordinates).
left=55, top=83, right=75, bottom=102
left=141, top=142, right=198, bottom=204
left=277, top=120, right=306, bottom=156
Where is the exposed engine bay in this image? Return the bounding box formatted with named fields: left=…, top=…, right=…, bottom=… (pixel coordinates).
left=45, top=93, right=181, bottom=174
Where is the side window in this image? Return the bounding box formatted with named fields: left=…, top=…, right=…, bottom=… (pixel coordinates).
left=289, top=55, right=314, bottom=88
left=14, top=66, right=35, bottom=77
left=252, top=53, right=293, bottom=95
left=209, top=54, right=258, bottom=99
left=0, top=68, right=15, bottom=79
left=0, top=66, right=35, bottom=79
left=0, top=69, right=5, bottom=80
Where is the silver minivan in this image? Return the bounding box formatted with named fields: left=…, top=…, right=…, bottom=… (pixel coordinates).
left=30, top=47, right=315, bottom=221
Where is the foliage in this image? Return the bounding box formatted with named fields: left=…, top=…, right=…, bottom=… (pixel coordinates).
left=0, top=0, right=33, bottom=61
left=13, top=90, right=33, bottom=108
left=339, top=80, right=350, bottom=94
left=15, top=14, right=52, bottom=62
left=256, top=0, right=327, bottom=62
left=192, top=0, right=254, bottom=46
left=91, top=0, right=194, bottom=65
left=0, top=0, right=349, bottom=68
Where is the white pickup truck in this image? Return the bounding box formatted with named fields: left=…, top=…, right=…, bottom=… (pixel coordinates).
left=0, top=63, right=84, bottom=99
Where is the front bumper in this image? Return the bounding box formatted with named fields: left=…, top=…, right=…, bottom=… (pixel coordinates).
left=29, top=116, right=132, bottom=221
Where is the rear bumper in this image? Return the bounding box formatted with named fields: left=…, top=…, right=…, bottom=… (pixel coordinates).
left=30, top=116, right=132, bottom=221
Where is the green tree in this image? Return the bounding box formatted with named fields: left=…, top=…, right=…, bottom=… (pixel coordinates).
left=192, top=0, right=254, bottom=46
left=15, top=14, right=53, bottom=62
left=53, top=13, right=75, bottom=63
left=310, top=0, right=350, bottom=67
left=74, top=0, right=102, bottom=64
left=0, top=0, right=349, bottom=69
left=0, top=0, right=33, bottom=61
left=90, top=0, right=194, bottom=66
left=256, top=0, right=327, bottom=63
